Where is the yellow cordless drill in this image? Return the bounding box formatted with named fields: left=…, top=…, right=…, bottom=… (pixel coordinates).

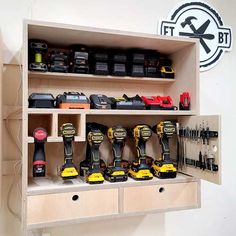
left=60, top=123, right=79, bottom=179
left=80, top=124, right=105, bottom=184
left=128, top=124, right=153, bottom=180
left=104, top=126, right=128, bottom=182
left=151, top=121, right=177, bottom=178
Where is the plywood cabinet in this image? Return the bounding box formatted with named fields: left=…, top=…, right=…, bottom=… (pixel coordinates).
left=0, top=32, right=2, bottom=207
left=22, top=20, right=221, bottom=233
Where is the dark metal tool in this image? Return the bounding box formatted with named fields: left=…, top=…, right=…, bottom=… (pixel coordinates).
left=180, top=17, right=212, bottom=54
left=179, top=32, right=214, bottom=40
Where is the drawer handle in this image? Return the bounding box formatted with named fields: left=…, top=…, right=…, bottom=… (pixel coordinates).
left=72, top=194, right=79, bottom=201
left=159, top=187, right=165, bottom=193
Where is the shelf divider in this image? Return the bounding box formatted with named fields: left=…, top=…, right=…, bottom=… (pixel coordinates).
left=28, top=71, right=176, bottom=84
left=27, top=108, right=196, bottom=116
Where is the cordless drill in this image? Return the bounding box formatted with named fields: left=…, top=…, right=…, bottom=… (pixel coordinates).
left=33, top=128, right=48, bottom=177
left=80, top=125, right=105, bottom=184
left=128, top=125, right=153, bottom=180
left=60, top=123, right=79, bottom=179
left=104, top=126, right=128, bottom=182
left=151, top=121, right=177, bottom=178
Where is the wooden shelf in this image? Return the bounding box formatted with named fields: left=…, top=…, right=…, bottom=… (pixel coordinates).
left=27, top=20, right=197, bottom=54
left=28, top=71, right=175, bottom=85
left=28, top=108, right=196, bottom=116
left=27, top=136, right=85, bottom=143
left=27, top=173, right=196, bottom=196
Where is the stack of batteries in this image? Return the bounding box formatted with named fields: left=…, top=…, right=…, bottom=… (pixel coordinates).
left=28, top=92, right=184, bottom=111
left=28, top=40, right=174, bottom=78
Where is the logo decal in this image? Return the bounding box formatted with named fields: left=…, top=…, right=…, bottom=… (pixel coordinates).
left=158, top=1, right=232, bottom=71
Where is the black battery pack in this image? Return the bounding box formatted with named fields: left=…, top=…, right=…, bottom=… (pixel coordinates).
left=110, top=94, right=146, bottom=110
left=90, top=94, right=111, bottom=109
left=130, top=52, right=145, bottom=77
left=159, top=58, right=174, bottom=78
left=48, top=51, right=69, bottom=73
left=131, top=65, right=144, bottom=77
left=111, top=52, right=127, bottom=76
left=28, top=41, right=48, bottom=72
left=70, top=45, right=89, bottom=74
left=91, top=50, right=109, bottom=75
left=28, top=93, right=55, bottom=108
left=144, top=50, right=159, bottom=77
left=95, top=62, right=109, bottom=75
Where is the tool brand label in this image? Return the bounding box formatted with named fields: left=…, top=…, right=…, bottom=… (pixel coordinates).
left=158, top=1, right=232, bottom=71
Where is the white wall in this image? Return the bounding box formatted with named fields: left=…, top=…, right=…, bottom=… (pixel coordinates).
left=1, top=0, right=236, bottom=235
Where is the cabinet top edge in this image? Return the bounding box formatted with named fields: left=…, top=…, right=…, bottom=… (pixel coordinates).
left=23, top=19, right=199, bottom=45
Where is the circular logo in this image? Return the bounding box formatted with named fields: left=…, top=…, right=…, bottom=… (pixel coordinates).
left=159, top=1, right=232, bottom=71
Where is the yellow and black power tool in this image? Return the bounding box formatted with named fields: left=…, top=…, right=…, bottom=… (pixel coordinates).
left=60, top=123, right=79, bottom=179
left=151, top=121, right=177, bottom=178
left=128, top=124, right=153, bottom=180
left=80, top=124, right=105, bottom=184
left=104, top=126, right=128, bottom=182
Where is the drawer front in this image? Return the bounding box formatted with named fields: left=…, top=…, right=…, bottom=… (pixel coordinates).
left=123, top=182, right=199, bottom=213
left=27, top=188, right=119, bottom=225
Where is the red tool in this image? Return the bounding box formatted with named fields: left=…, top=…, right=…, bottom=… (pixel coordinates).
left=179, top=92, right=190, bottom=110
left=141, top=96, right=177, bottom=110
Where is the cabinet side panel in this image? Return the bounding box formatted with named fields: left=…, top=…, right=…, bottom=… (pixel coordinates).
left=22, top=20, right=29, bottom=231
left=0, top=32, right=2, bottom=207
left=167, top=43, right=199, bottom=114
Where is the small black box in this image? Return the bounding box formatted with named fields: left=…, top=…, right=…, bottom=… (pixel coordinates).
left=28, top=93, right=55, bottom=108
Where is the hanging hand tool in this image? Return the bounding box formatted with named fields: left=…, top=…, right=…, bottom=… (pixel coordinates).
left=179, top=32, right=215, bottom=39
left=128, top=124, right=153, bottom=180
left=198, top=151, right=204, bottom=170
left=104, top=126, right=128, bottom=182
left=207, top=153, right=218, bottom=171
left=33, top=128, right=48, bottom=177
left=176, top=122, right=180, bottom=169
left=80, top=123, right=105, bottom=184
left=60, top=123, right=79, bottom=179
left=179, top=126, right=185, bottom=167
left=151, top=121, right=177, bottom=178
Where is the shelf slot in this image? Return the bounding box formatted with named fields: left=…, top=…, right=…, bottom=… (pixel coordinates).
left=28, top=114, right=53, bottom=137
left=58, top=114, right=81, bottom=137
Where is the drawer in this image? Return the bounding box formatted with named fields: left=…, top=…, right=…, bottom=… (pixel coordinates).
left=27, top=188, right=119, bottom=225
left=123, top=182, right=199, bottom=213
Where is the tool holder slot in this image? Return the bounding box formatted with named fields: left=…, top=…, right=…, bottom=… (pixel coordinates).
left=58, top=114, right=81, bottom=137
left=28, top=114, right=53, bottom=137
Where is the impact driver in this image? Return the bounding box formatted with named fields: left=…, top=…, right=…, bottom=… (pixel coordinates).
left=80, top=124, right=105, bottom=184
left=128, top=124, right=153, bottom=180
left=151, top=121, right=177, bottom=178
left=104, top=125, right=128, bottom=182
left=60, top=123, right=79, bottom=179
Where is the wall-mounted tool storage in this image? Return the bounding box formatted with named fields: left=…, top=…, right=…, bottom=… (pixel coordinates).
left=22, top=20, right=220, bottom=233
